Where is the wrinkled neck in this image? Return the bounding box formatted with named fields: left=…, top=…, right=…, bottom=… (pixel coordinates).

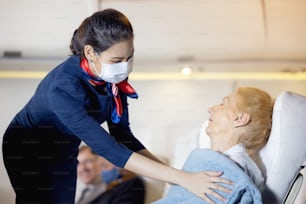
left=210, top=133, right=240, bottom=153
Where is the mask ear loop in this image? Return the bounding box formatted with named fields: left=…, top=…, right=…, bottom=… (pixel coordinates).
left=127, top=57, right=134, bottom=73
left=89, top=52, right=102, bottom=77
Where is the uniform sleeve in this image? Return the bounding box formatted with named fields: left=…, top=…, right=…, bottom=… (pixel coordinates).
left=48, top=80, right=133, bottom=168
left=107, top=93, right=145, bottom=152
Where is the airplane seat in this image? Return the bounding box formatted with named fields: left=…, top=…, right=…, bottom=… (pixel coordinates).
left=197, top=91, right=306, bottom=204
left=259, top=91, right=306, bottom=204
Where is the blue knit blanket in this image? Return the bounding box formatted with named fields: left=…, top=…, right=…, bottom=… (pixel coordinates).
left=152, top=149, right=262, bottom=204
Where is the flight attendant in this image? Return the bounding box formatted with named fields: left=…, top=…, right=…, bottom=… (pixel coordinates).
left=2, top=8, right=231, bottom=204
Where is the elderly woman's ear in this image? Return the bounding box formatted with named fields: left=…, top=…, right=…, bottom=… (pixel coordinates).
left=233, top=113, right=251, bottom=128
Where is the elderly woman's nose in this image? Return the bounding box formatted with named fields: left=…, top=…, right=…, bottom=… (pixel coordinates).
left=208, top=106, right=214, bottom=113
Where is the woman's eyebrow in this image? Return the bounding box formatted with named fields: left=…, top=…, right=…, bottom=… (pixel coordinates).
left=111, top=56, right=125, bottom=60
left=222, top=96, right=229, bottom=103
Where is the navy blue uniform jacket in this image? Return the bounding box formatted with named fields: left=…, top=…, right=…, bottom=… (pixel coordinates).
left=8, top=55, right=145, bottom=167
left=2, top=55, right=145, bottom=203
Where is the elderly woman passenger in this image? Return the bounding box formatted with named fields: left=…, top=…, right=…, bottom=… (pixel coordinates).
left=154, top=87, right=274, bottom=204
left=206, top=87, right=273, bottom=189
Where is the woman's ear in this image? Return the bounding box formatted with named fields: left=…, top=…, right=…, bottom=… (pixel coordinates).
left=83, top=45, right=96, bottom=62
left=233, top=113, right=251, bottom=128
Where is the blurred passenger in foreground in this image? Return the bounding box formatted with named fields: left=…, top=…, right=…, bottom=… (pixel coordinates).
left=153, top=87, right=274, bottom=204
left=77, top=145, right=145, bottom=204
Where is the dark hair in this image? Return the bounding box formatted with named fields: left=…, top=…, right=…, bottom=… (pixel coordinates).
left=70, top=8, right=134, bottom=56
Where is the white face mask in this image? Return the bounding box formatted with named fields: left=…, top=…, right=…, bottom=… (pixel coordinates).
left=92, top=54, right=133, bottom=84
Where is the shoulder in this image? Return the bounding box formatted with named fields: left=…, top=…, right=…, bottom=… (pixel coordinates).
left=225, top=144, right=265, bottom=188
left=45, top=56, right=91, bottom=96
left=52, top=56, right=83, bottom=83
left=43, top=56, right=83, bottom=83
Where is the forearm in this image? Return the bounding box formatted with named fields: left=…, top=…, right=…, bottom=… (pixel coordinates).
left=124, top=152, right=186, bottom=186
left=137, top=149, right=165, bottom=164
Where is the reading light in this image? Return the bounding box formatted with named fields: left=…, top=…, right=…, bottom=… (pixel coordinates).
left=181, top=67, right=192, bottom=75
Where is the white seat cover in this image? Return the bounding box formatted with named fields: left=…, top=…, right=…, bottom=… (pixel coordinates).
left=259, top=91, right=306, bottom=203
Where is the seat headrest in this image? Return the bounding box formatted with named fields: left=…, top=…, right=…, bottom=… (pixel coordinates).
left=259, top=91, right=306, bottom=203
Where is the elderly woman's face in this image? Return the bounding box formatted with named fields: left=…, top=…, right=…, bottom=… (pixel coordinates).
left=206, top=91, right=239, bottom=137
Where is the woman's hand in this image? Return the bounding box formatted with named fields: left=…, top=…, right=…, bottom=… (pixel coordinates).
left=125, top=153, right=233, bottom=204
left=180, top=171, right=232, bottom=204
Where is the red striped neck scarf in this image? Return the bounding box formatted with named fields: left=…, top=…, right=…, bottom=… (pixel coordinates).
left=80, top=58, right=138, bottom=123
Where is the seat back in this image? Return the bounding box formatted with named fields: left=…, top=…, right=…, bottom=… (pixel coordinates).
left=259, top=91, right=306, bottom=203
